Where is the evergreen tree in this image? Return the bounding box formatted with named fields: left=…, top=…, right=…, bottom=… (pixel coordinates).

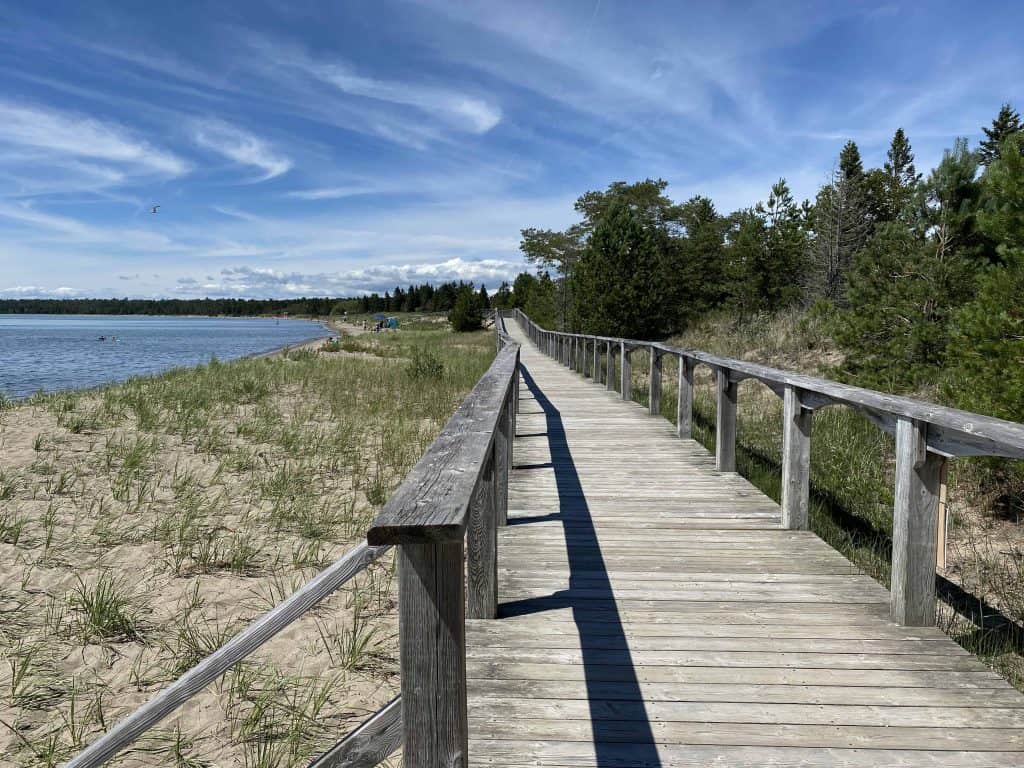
left=677, top=195, right=728, bottom=320
left=448, top=284, right=483, bottom=332
left=511, top=272, right=538, bottom=309
left=918, top=137, right=987, bottom=263
left=979, top=103, right=1023, bottom=166
left=882, top=128, right=922, bottom=221
left=833, top=222, right=973, bottom=390
left=571, top=200, right=680, bottom=337
left=977, top=134, right=1024, bottom=254
left=723, top=209, right=769, bottom=318
left=808, top=167, right=872, bottom=301
left=478, top=284, right=490, bottom=310
left=757, top=179, right=808, bottom=309
left=523, top=271, right=559, bottom=328
left=839, top=140, right=864, bottom=182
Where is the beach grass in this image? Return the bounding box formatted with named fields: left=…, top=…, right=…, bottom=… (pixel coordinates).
left=0, top=321, right=493, bottom=766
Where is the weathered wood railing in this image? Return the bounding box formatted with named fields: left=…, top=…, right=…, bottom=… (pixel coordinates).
left=64, top=316, right=519, bottom=768
left=513, top=309, right=1024, bottom=628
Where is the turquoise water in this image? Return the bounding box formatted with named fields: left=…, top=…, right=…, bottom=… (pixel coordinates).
left=0, top=315, right=329, bottom=399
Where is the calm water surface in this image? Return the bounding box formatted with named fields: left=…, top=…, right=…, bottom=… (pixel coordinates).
left=0, top=315, right=329, bottom=399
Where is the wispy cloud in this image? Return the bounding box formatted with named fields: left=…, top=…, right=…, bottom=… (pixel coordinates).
left=305, top=60, right=502, bottom=134
left=191, top=119, right=292, bottom=181
left=0, top=99, right=187, bottom=177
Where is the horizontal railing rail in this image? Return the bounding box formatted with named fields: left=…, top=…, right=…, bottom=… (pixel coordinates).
left=512, top=308, right=1024, bottom=628
left=65, top=316, right=520, bottom=768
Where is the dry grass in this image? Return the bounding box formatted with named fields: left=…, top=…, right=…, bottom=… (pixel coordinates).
left=0, top=323, right=493, bottom=766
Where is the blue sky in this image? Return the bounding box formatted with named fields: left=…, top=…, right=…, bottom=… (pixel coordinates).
left=1, top=1, right=1021, bottom=299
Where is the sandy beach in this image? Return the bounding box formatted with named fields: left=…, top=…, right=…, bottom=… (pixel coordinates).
left=0, top=322, right=492, bottom=766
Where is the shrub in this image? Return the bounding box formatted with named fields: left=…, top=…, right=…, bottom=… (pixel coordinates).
left=408, top=347, right=444, bottom=380
left=448, top=286, right=482, bottom=332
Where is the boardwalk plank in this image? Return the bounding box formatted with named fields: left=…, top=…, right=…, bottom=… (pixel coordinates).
left=466, top=321, right=1024, bottom=766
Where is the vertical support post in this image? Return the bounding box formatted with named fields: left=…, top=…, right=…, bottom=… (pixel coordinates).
left=715, top=368, right=737, bottom=472
left=495, top=395, right=510, bottom=527
left=467, top=446, right=497, bottom=619
left=620, top=343, right=631, bottom=401
left=592, top=339, right=600, bottom=382
left=781, top=385, right=812, bottom=530
left=649, top=348, right=662, bottom=417
left=677, top=355, right=693, bottom=439
left=398, top=541, right=468, bottom=768
left=606, top=343, right=615, bottom=391
left=936, top=459, right=949, bottom=570
left=891, top=417, right=942, bottom=626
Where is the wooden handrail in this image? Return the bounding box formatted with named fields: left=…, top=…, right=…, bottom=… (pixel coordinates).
left=512, top=308, right=1024, bottom=628
left=66, top=318, right=520, bottom=768
left=64, top=543, right=388, bottom=768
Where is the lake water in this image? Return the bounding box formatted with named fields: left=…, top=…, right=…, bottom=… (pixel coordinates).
left=0, top=315, right=330, bottom=399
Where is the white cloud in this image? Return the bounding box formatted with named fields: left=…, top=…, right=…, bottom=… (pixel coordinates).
left=0, top=284, right=83, bottom=298
left=171, top=258, right=523, bottom=298
left=0, top=99, right=187, bottom=178
left=192, top=119, right=292, bottom=181
left=307, top=61, right=501, bottom=134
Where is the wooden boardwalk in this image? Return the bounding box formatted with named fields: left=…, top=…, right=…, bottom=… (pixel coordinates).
left=465, top=322, right=1024, bottom=767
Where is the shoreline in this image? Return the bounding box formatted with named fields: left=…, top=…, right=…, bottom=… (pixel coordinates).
left=1, top=318, right=334, bottom=403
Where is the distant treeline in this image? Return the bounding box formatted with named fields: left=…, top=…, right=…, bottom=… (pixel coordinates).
left=0, top=281, right=495, bottom=317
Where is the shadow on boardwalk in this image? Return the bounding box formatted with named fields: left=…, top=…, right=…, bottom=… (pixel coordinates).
left=501, top=365, right=662, bottom=766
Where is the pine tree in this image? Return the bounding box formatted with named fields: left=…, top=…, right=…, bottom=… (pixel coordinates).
left=979, top=103, right=1022, bottom=166
left=883, top=128, right=922, bottom=221
left=834, top=223, right=973, bottom=390
left=839, top=140, right=864, bottom=182
left=808, top=167, right=872, bottom=301
left=677, top=195, right=728, bottom=320
left=571, top=200, right=680, bottom=337
left=478, top=284, right=490, bottom=310
left=756, top=179, right=808, bottom=309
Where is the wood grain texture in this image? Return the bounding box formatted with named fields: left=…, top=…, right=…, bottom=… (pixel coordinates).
left=482, top=312, right=1024, bottom=767
left=676, top=353, right=693, bottom=439
left=715, top=367, right=737, bottom=472
left=307, top=696, right=402, bottom=768
left=467, top=447, right=498, bottom=619
left=891, top=417, right=942, bottom=626
left=620, top=342, right=631, bottom=402
left=399, top=541, right=468, bottom=768
left=781, top=385, right=812, bottom=530
left=648, top=349, right=662, bottom=417
left=367, top=345, right=518, bottom=545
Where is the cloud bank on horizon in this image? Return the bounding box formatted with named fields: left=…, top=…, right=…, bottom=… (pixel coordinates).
left=0, top=0, right=1021, bottom=299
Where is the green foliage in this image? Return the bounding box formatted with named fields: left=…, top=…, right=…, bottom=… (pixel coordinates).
left=833, top=222, right=973, bottom=390
left=407, top=347, right=444, bottom=380
left=447, top=284, right=483, bottom=332
left=945, top=249, right=1024, bottom=421
left=522, top=272, right=558, bottom=329
left=570, top=199, right=681, bottom=338
left=979, top=103, right=1022, bottom=166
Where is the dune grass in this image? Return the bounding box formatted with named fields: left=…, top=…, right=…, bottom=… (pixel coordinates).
left=0, top=323, right=493, bottom=766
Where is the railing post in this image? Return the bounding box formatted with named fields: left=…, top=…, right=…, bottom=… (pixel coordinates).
left=715, top=367, right=737, bottom=472
left=891, top=417, right=942, bottom=626
left=467, top=444, right=498, bottom=619
left=495, top=395, right=511, bottom=527
left=781, top=385, right=812, bottom=530
left=649, top=348, right=662, bottom=417
left=606, top=343, right=615, bottom=391
left=620, top=343, right=631, bottom=401
left=592, top=339, right=600, bottom=382
left=398, top=541, right=468, bottom=768
left=677, top=355, right=693, bottom=439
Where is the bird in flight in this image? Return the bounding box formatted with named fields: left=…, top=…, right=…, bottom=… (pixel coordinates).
left=151, top=205, right=160, bottom=214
